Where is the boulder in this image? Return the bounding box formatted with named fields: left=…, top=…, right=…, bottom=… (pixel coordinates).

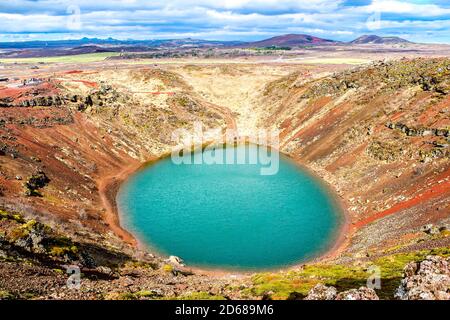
left=395, top=256, right=450, bottom=300
left=24, top=170, right=50, bottom=196
left=13, top=220, right=48, bottom=254
left=168, top=255, right=184, bottom=266
left=336, top=287, right=379, bottom=300
left=304, top=284, right=337, bottom=300
left=421, top=224, right=440, bottom=235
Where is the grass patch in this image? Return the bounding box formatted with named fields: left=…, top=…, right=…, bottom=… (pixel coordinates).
left=0, top=52, right=120, bottom=64
left=247, top=247, right=450, bottom=300
left=249, top=265, right=369, bottom=300
left=371, top=247, right=450, bottom=299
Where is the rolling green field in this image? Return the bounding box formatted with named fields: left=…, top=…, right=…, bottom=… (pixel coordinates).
left=0, top=53, right=371, bottom=66
left=0, top=52, right=120, bottom=64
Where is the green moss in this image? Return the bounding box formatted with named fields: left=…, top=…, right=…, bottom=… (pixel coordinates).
left=0, top=210, right=25, bottom=223
left=45, top=235, right=78, bottom=257
left=12, top=214, right=25, bottom=223
left=0, top=291, right=14, bottom=300
left=175, top=292, right=226, bottom=300
left=249, top=273, right=314, bottom=299
left=250, top=265, right=369, bottom=300
left=162, top=264, right=174, bottom=273
left=246, top=247, right=450, bottom=300
left=49, top=245, right=78, bottom=257
left=9, top=220, right=36, bottom=241
left=135, top=290, right=160, bottom=299
left=370, top=247, right=450, bottom=299
left=118, top=292, right=137, bottom=300
left=21, top=292, right=37, bottom=300
left=373, top=247, right=450, bottom=278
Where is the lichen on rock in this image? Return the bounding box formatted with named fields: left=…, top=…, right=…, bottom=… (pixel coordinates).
left=304, top=284, right=337, bottom=300
left=395, top=255, right=450, bottom=300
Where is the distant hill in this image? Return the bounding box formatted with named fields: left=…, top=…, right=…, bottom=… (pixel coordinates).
left=0, top=37, right=245, bottom=58
left=350, top=35, right=411, bottom=44
left=247, top=34, right=338, bottom=47
left=0, top=37, right=244, bottom=50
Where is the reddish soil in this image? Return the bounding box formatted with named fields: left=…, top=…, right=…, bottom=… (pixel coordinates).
left=0, top=81, right=61, bottom=104
left=66, top=79, right=98, bottom=88
left=97, top=162, right=142, bottom=246
left=354, top=170, right=450, bottom=229
left=65, top=70, right=84, bottom=74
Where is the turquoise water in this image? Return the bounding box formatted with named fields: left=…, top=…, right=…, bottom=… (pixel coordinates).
left=117, top=144, right=342, bottom=270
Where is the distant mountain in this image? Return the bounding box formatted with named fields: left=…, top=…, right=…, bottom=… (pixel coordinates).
left=350, top=35, right=411, bottom=44
left=247, top=34, right=338, bottom=47
left=0, top=37, right=244, bottom=50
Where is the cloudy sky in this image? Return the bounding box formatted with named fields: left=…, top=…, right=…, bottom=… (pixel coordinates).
left=0, top=0, right=450, bottom=43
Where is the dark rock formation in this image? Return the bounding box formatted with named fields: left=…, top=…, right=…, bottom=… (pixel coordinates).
left=24, top=170, right=50, bottom=196
left=386, top=122, right=449, bottom=138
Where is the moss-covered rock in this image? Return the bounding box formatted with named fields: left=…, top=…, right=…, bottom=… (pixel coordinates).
left=24, top=170, right=50, bottom=196
left=246, top=247, right=450, bottom=300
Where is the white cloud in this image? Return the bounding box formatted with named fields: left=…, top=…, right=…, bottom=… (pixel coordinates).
left=0, top=0, right=449, bottom=43
left=363, top=0, right=450, bottom=16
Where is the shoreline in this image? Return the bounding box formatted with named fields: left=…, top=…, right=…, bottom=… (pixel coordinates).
left=99, top=145, right=352, bottom=275
left=98, top=161, right=143, bottom=247
left=288, top=156, right=351, bottom=265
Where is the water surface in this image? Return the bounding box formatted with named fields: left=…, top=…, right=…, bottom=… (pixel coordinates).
left=118, top=144, right=342, bottom=270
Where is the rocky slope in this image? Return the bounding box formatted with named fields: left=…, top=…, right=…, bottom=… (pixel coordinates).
left=257, top=58, right=450, bottom=263
left=0, top=67, right=228, bottom=239
left=0, top=58, right=449, bottom=300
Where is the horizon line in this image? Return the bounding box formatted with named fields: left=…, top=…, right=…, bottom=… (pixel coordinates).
left=0, top=33, right=445, bottom=45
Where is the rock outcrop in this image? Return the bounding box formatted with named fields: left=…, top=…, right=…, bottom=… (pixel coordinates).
left=304, top=284, right=337, bottom=300
left=396, top=256, right=450, bottom=300
left=336, top=287, right=379, bottom=300
left=24, top=171, right=50, bottom=196
left=386, top=122, right=449, bottom=138
left=305, top=285, right=379, bottom=300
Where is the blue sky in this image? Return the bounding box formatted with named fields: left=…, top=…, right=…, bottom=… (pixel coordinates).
left=0, top=0, right=450, bottom=43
